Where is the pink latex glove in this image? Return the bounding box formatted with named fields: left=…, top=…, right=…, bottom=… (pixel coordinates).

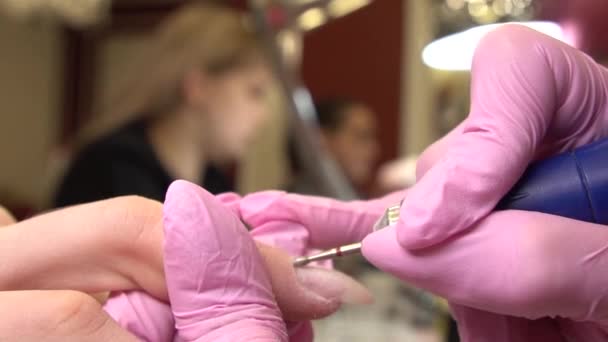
left=104, top=185, right=371, bottom=342
left=237, top=189, right=406, bottom=251
left=363, top=25, right=608, bottom=341
left=363, top=211, right=608, bottom=340
left=162, top=180, right=370, bottom=341
left=396, top=24, right=608, bottom=250
left=105, top=183, right=371, bottom=342
left=104, top=291, right=176, bottom=341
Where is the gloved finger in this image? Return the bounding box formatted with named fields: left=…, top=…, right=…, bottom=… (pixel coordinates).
left=0, top=196, right=166, bottom=300
left=397, top=24, right=608, bottom=249
left=415, top=121, right=466, bottom=180
left=163, top=180, right=288, bottom=341
left=239, top=190, right=407, bottom=250
left=450, top=304, right=566, bottom=342
left=104, top=291, right=175, bottom=341
left=0, top=205, right=15, bottom=226
left=164, top=181, right=371, bottom=334
left=363, top=210, right=608, bottom=322
left=0, top=290, right=137, bottom=341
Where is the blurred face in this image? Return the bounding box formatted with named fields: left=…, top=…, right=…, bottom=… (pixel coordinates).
left=322, top=105, right=380, bottom=186
left=189, top=62, right=272, bottom=161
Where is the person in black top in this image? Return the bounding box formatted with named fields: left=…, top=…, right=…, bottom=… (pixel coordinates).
left=54, top=3, right=272, bottom=206
left=54, top=119, right=233, bottom=205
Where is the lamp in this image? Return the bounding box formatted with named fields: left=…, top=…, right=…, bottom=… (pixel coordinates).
left=422, top=21, right=565, bottom=71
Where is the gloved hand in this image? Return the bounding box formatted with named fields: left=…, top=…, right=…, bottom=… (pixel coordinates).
left=168, top=27, right=608, bottom=340
left=236, top=188, right=406, bottom=251
left=0, top=199, right=163, bottom=341
left=364, top=25, right=608, bottom=341
left=396, top=24, right=608, bottom=250
left=453, top=309, right=608, bottom=342
left=400, top=142, right=608, bottom=340
left=104, top=181, right=371, bottom=342
left=230, top=26, right=608, bottom=341
left=363, top=210, right=608, bottom=340
left=165, top=180, right=375, bottom=341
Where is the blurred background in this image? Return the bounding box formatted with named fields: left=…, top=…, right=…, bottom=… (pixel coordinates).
left=1, top=0, right=607, bottom=340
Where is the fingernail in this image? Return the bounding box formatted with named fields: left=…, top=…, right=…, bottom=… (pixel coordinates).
left=295, top=267, right=373, bottom=305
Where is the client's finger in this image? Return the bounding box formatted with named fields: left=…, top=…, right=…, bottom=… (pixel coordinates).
left=0, top=196, right=166, bottom=300
left=0, top=290, right=136, bottom=341
left=256, top=242, right=372, bottom=321
left=250, top=219, right=372, bottom=321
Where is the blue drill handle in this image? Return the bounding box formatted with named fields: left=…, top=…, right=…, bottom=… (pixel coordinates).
left=496, top=136, right=608, bottom=224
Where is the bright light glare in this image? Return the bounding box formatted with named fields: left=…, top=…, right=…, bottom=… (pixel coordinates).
left=297, top=8, right=327, bottom=31
left=327, top=0, right=371, bottom=18
left=422, top=21, right=565, bottom=71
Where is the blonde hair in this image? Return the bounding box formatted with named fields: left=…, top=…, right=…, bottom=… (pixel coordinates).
left=77, top=2, right=264, bottom=146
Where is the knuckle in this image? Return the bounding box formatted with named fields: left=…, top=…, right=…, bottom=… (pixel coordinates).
left=100, top=196, right=163, bottom=249
left=49, top=291, right=110, bottom=336
left=474, top=24, right=539, bottom=64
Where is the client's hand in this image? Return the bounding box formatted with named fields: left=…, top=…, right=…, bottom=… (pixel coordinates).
left=161, top=181, right=369, bottom=341
left=0, top=204, right=142, bottom=341
left=0, top=190, right=369, bottom=341
left=106, top=181, right=371, bottom=342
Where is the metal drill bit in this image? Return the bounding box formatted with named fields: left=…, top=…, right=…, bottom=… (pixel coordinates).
left=292, top=242, right=362, bottom=267
left=293, top=204, right=402, bottom=267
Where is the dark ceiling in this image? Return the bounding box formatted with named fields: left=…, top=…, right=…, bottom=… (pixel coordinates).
left=107, top=0, right=608, bottom=59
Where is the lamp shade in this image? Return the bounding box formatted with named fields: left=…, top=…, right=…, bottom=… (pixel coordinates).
left=422, top=21, right=565, bottom=71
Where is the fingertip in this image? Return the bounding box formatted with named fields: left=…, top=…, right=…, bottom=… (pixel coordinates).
left=163, top=179, right=251, bottom=257
left=166, top=179, right=193, bottom=196
left=395, top=224, right=437, bottom=250
left=163, top=180, right=216, bottom=233
left=258, top=243, right=372, bottom=321
left=164, top=180, right=190, bottom=217
left=165, top=180, right=207, bottom=208
left=362, top=226, right=435, bottom=283
left=162, top=180, right=229, bottom=270
left=361, top=228, right=403, bottom=274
